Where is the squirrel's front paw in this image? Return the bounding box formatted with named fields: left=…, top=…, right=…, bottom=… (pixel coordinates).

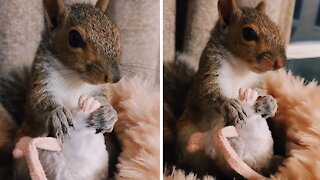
left=49, top=106, right=73, bottom=141
left=88, top=104, right=117, bottom=133
left=222, top=98, right=247, bottom=127
left=255, top=95, right=278, bottom=118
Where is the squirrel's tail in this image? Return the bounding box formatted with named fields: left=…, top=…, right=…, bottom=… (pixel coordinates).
left=0, top=67, right=31, bottom=178
left=164, top=58, right=196, bottom=119
left=163, top=57, right=196, bottom=165
left=0, top=67, right=31, bottom=126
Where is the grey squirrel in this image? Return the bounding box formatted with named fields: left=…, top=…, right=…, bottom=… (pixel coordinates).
left=0, top=0, right=121, bottom=179
left=17, top=0, right=120, bottom=141
left=164, top=0, right=287, bottom=177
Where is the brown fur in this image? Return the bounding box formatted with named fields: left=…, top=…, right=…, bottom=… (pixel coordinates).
left=0, top=106, right=16, bottom=179
left=50, top=3, right=121, bottom=84
left=180, top=0, right=287, bottom=125
left=165, top=69, right=320, bottom=179
left=0, top=105, right=16, bottom=154
left=0, top=76, right=159, bottom=179
left=16, top=0, right=121, bottom=141
left=217, top=0, right=286, bottom=73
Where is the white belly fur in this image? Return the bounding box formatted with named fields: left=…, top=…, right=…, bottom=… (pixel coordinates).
left=217, top=59, right=261, bottom=98
left=46, top=61, right=101, bottom=109
left=41, top=61, right=108, bottom=179
left=204, top=58, right=273, bottom=172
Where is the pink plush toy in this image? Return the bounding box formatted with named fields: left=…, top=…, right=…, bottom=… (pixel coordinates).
left=187, top=88, right=273, bottom=179
left=13, top=137, right=61, bottom=180
left=13, top=95, right=105, bottom=180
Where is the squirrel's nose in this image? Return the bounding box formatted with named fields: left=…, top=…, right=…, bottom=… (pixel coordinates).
left=104, top=74, right=109, bottom=83
left=112, top=73, right=121, bottom=83
left=104, top=73, right=121, bottom=83
left=273, top=59, right=285, bottom=70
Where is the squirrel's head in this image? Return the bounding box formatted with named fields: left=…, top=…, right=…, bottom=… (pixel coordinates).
left=44, top=0, right=121, bottom=84
left=217, top=0, right=287, bottom=73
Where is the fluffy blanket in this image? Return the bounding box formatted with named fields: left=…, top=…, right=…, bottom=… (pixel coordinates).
left=0, top=77, right=160, bottom=180
left=109, top=77, right=160, bottom=179
left=164, top=69, right=320, bottom=179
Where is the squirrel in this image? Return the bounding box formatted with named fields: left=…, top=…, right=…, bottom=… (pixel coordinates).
left=0, top=0, right=122, bottom=179
left=164, top=0, right=287, bottom=177
left=16, top=0, right=120, bottom=141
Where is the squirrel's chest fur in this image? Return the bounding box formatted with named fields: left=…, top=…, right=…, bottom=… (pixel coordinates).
left=47, top=60, right=102, bottom=110
left=217, top=58, right=261, bottom=99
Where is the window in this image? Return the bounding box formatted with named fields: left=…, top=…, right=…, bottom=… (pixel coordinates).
left=316, top=1, right=320, bottom=26
left=291, top=26, right=297, bottom=38
left=293, top=0, right=303, bottom=20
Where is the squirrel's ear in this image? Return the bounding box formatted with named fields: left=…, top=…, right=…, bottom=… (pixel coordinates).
left=43, top=0, right=66, bottom=30
left=95, top=0, right=109, bottom=13
left=255, top=1, right=266, bottom=13
left=218, top=0, right=238, bottom=30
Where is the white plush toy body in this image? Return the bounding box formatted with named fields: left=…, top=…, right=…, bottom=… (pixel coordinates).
left=14, top=96, right=109, bottom=180
left=187, top=88, right=274, bottom=176
left=40, top=96, right=108, bottom=180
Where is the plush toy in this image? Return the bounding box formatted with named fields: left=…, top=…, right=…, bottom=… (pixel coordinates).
left=187, top=88, right=274, bottom=179
left=13, top=95, right=107, bottom=180
left=13, top=137, right=61, bottom=180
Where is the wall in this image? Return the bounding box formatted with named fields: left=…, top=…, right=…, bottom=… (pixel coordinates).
left=0, top=0, right=160, bottom=84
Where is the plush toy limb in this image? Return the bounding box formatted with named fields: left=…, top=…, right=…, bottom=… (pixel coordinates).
left=32, top=137, right=61, bottom=151
left=214, top=126, right=266, bottom=180
left=187, top=132, right=204, bottom=153
left=79, top=95, right=102, bottom=115
left=239, top=88, right=259, bottom=105
left=13, top=137, right=61, bottom=180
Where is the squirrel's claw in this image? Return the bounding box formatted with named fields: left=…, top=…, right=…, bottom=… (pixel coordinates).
left=50, top=106, right=73, bottom=142
left=222, top=98, right=247, bottom=127
left=255, top=95, right=278, bottom=118
left=88, top=104, right=117, bottom=133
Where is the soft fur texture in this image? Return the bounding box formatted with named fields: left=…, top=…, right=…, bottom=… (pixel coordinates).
left=217, top=57, right=261, bottom=99
left=163, top=0, right=295, bottom=72
left=165, top=69, right=320, bottom=179
left=0, top=0, right=159, bottom=179
left=183, top=88, right=273, bottom=178
left=109, top=77, right=160, bottom=179
left=36, top=97, right=108, bottom=180
left=191, top=88, right=273, bottom=175
left=0, top=77, right=159, bottom=179
left=46, top=59, right=104, bottom=110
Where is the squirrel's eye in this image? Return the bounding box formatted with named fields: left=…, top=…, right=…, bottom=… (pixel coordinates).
left=68, top=30, right=85, bottom=48
left=242, top=27, right=258, bottom=41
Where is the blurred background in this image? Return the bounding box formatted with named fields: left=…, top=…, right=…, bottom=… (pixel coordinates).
left=0, top=0, right=160, bottom=85
left=288, top=0, right=320, bottom=83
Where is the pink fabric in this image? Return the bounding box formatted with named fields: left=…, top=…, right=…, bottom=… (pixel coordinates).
left=13, top=137, right=61, bottom=180
left=214, top=126, right=266, bottom=180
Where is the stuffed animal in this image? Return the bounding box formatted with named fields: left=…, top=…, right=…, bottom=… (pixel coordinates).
left=13, top=95, right=108, bottom=180
left=187, top=88, right=274, bottom=178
